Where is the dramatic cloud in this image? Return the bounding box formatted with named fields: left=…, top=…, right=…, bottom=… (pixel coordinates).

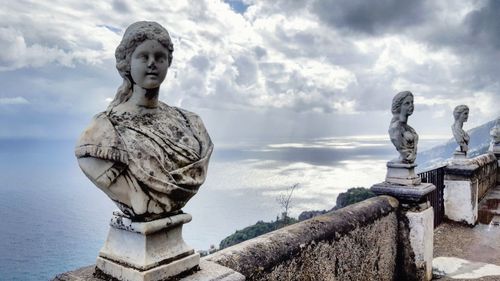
left=0, top=0, right=497, bottom=140
left=311, top=0, right=432, bottom=35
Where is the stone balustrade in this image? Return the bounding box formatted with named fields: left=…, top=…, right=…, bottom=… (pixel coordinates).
left=444, top=153, right=498, bottom=225
left=205, top=196, right=424, bottom=281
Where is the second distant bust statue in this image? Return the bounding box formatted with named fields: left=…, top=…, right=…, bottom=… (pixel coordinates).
left=75, top=21, right=213, bottom=221
left=389, top=91, right=418, bottom=164
left=452, top=105, right=470, bottom=155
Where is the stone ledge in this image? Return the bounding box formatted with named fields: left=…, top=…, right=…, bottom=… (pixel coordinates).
left=52, top=260, right=244, bottom=281
left=371, top=182, right=435, bottom=204
left=445, top=153, right=497, bottom=179
left=205, top=196, right=399, bottom=278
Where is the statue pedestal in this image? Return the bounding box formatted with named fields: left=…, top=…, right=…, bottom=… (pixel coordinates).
left=371, top=182, right=435, bottom=204
left=453, top=150, right=467, bottom=160
left=385, top=162, right=421, bottom=186
left=372, top=163, right=435, bottom=281
left=490, top=144, right=500, bottom=183
left=96, top=212, right=199, bottom=281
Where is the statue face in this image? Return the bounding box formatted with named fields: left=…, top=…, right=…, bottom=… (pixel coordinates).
left=460, top=110, right=469, bottom=123
left=130, top=40, right=169, bottom=89
left=400, top=95, right=414, bottom=117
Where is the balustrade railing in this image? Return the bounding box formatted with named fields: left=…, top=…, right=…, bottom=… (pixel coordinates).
left=418, top=166, right=446, bottom=228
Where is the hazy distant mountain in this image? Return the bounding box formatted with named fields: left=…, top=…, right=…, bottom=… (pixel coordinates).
left=416, top=119, right=497, bottom=172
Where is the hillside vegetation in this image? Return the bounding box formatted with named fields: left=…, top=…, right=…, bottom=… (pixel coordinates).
left=218, top=187, right=375, bottom=250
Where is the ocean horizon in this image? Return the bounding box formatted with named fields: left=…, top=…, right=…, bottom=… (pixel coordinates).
left=0, top=136, right=447, bottom=280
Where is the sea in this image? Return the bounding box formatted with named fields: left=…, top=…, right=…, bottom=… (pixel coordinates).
left=0, top=136, right=446, bottom=280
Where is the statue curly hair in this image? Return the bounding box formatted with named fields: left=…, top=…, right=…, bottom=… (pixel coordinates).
left=108, top=21, right=174, bottom=111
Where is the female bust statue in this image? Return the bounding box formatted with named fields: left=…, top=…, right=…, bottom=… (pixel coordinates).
left=451, top=105, right=470, bottom=153
left=388, top=91, right=418, bottom=164
left=75, top=21, right=213, bottom=221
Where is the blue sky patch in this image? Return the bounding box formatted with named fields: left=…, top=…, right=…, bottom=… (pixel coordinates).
left=224, top=0, right=249, bottom=14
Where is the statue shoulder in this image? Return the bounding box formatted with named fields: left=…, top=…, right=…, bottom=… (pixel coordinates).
left=172, top=107, right=207, bottom=130
left=389, top=120, right=403, bottom=137
left=76, top=113, right=114, bottom=148
left=75, top=112, right=128, bottom=164
left=171, top=106, right=213, bottom=154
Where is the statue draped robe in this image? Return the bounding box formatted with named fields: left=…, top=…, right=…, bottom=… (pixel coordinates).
left=389, top=120, right=418, bottom=164
left=452, top=124, right=469, bottom=153
left=75, top=102, right=213, bottom=219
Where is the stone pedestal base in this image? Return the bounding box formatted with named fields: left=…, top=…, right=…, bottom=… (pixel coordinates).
left=97, top=253, right=199, bottom=281
left=97, top=211, right=199, bottom=281
left=453, top=150, right=467, bottom=160
left=406, top=207, right=434, bottom=281
left=385, top=162, right=421, bottom=185
left=444, top=179, right=478, bottom=225
left=488, top=143, right=499, bottom=155
left=489, top=144, right=500, bottom=183
left=51, top=260, right=245, bottom=281
left=182, top=260, right=245, bottom=281
left=371, top=176, right=435, bottom=281
left=371, top=182, right=435, bottom=204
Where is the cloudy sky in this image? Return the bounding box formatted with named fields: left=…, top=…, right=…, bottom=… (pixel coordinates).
left=0, top=0, right=498, bottom=143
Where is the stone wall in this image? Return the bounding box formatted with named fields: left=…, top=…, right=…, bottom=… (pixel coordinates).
left=206, top=196, right=400, bottom=281
left=444, top=153, right=498, bottom=225
left=445, top=153, right=497, bottom=200
left=476, top=154, right=498, bottom=199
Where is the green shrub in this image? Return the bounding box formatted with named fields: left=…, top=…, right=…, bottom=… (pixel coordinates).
left=219, top=218, right=297, bottom=249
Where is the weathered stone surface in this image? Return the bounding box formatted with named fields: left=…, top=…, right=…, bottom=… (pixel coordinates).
left=385, top=162, right=421, bottom=185
left=433, top=257, right=500, bottom=280
left=445, top=153, right=497, bottom=180
left=206, top=196, right=399, bottom=280
left=478, top=185, right=500, bottom=225
left=451, top=105, right=470, bottom=156
left=452, top=150, right=467, bottom=160
left=96, top=254, right=199, bottom=281
left=259, top=215, right=397, bottom=281
left=444, top=153, right=498, bottom=225
left=75, top=21, right=213, bottom=220
left=444, top=179, right=478, bottom=225
left=70, top=21, right=215, bottom=281
left=406, top=207, right=434, bottom=281
left=371, top=182, right=435, bottom=204
left=52, top=266, right=99, bottom=281
left=388, top=91, right=419, bottom=164
left=98, top=212, right=195, bottom=272
left=488, top=118, right=500, bottom=155
left=52, top=260, right=244, bottom=281
left=394, top=210, right=423, bottom=281
left=434, top=221, right=500, bottom=281
left=183, top=260, right=245, bottom=281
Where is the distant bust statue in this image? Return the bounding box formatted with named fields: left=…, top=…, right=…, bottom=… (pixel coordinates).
left=388, top=91, right=418, bottom=164
left=451, top=105, right=469, bottom=153
left=490, top=118, right=500, bottom=153
left=75, top=21, right=213, bottom=221
left=492, top=118, right=500, bottom=145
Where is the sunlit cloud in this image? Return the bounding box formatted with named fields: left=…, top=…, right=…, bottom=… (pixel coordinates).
left=0, top=0, right=497, bottom=140
left=0, top=97, right=29, bottom=105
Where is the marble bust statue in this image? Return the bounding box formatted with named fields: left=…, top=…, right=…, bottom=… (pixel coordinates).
left=490, top=118, right=500, bottom=153
left=491, top=118, right=500, bottom=144
left=75, top=21, right=213, bottom=221
left=388, top=91, right=418, bottom=164
left=451, top=105, right=470, bottom=154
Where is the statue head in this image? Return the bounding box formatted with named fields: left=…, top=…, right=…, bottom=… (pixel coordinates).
left=108, top=21, right=174, bottom=109
left=453, top=105, right=469, bottom=123
left=115, top=21, right=174, bottom=80
left=391, top=91, right=414, bottom=117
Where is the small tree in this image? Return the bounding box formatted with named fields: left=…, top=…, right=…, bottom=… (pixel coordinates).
left=277, top=183, right=299, bottom=224
left=335, top=187, right=375, bottom=209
